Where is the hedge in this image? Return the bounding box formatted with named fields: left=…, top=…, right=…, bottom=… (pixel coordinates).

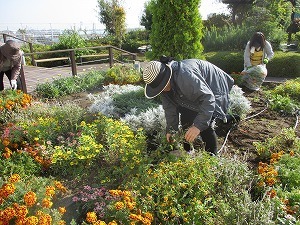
left=204, top=51, right=300, bottom=78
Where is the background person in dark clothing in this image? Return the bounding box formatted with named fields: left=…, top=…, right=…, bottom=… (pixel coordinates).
left=0, top=40, right=22, bottom=91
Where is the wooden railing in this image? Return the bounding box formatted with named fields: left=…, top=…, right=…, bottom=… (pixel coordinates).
left=1, top=33, right=137, bottom=93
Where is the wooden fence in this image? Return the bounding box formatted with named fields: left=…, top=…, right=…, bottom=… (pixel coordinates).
left=1, top=33, right=137, bottom=93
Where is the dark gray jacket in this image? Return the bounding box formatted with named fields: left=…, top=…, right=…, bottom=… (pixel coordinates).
left=161, top=59, right=234, bottom=132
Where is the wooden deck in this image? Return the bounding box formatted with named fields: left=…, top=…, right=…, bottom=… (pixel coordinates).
left=3, top=63, right=111, bottom=93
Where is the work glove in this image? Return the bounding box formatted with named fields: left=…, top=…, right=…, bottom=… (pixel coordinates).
left=11, top=80, right=17, bottom=90
left=263, top=58, right=269, bottom=64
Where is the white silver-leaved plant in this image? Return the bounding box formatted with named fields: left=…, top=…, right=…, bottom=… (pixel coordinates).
left=88, top=84, right=143, bottom=117
left=121, top=105, right=166, bottom=133
left=228, top=85, right=252, bottom=119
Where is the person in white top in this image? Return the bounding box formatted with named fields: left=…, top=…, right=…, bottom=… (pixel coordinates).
left=241, top=32, right=274, bottom=91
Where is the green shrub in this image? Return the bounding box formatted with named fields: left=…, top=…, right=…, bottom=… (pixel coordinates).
left=204, top=51, right=244, bottom=74
left=35, top=70, right=105, bottom=99
left=254, top=128, right=300, bottom=161
left=103, top=65, right=142, bottom=85
left=267, top=51, right=300, bottom=78
left=204, top=51, right=300, bottom=78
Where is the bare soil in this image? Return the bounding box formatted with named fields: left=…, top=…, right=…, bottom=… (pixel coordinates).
left=57, top=83, right=300, bottom=167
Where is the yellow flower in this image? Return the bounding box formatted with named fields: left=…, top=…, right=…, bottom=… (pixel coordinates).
left=24, top=191, right=37, bottom=207
left=108, top=221, right=118, bottom=225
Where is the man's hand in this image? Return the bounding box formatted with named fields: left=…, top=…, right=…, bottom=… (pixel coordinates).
left=185, top=126, right=200, bottom=142
left=11, top=80, right=17, bottom=90
left=166, top=133, right=173, bottom=143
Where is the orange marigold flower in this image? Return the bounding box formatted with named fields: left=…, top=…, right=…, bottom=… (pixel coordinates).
left=58, top=207, right=66, bottom=215
left=267, top=189, right=277, bottom=199
left=0, top=183, right=15, bottom=198
left=2, top=207, right=16, bottom=221
left=9, top=174, right=21, bottom=183
left=2, top=152, right=12, bottom=159
left=144, top=212, right=154, bottom=221
left=24, top=191, right=37, bottom=207
left=290, top=151, right=295, bottom=156
left=25, top=216, right=39, bottom=225
left=58, top=220, right=66, bottom=225
left=108, top=221, right=118, bottom=225
left=115, top=201, right=125, bottom=210
left=54, top=181, right=67, bottom=193
left=86, top=212, right=97, bottom=224
left=266, top=177, right=277, bottom=186
left=45, top=186, right=55, bottom=197
left=109, top=189, right=123, bottom=197
left=122, top=190, right=131, bottom=197
left=94, top=221, right=107, bottom=225
left=42, top=198, right=53, bottom=208
left=38, top=214, right=52, bottom=225
left=1, top=138, right=10, bottom=147
left=14, top=204, right=28, bottom=218
left=126, top=201, right=135, bottom=210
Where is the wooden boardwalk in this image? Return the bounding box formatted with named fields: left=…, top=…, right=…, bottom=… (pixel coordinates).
left=3, top=63, right=111, bottom=93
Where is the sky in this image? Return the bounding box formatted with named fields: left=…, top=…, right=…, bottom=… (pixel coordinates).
left=0, top=0, right=228, bottom=31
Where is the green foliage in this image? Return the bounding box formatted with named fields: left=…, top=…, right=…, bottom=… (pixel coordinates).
left=51, top=30, right=92, bottom=57
left=35, top=70, right=105, bottom=99
left=95, top=115, right=148, bottom=187
left=104, top=65, right=142, bottom=85
left=122, top=29, right=150, bottom=53
left=0, top=151, right=41, bottom=178
left=202, top=23, right=287, bottom=52
left=204, top=51, right=300, bottom=78
left=204, top=51, right=244, bottom=74
left=265, top=78, right=300, bottom=114
left=276, top=154, right=300, bottom=191
left=150, top=0, right=203, bottom=60
left=254, top=128, right=300, bottom=161
left=50, top=120, right=104, bottom=178
left=267, top=52, right=300, bottom=78
left=97, top=0, right=126, bottom=47
left=271, top=78, right=300, bottom=101
left=113, top=88, right=159, bottom=117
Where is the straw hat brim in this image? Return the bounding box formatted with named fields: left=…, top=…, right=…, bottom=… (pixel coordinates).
left=144, top=64, right=172, bottom=99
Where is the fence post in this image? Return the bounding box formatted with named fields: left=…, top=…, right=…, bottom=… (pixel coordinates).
left=108, top=47, right=113, bottom=68
left=3, top=34, right=7, bottom=42
left=69, top=50, right=77, bottom=76
left=19, top=65, right=27, bottom=93
left=29, top=43, right=36, bottom=66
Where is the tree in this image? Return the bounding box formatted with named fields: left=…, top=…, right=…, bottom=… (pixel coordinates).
left=97, top=0, right=126, bottom=47
left=140, top=1, right=154, bottom=31
left=150, top=0, right=204, bottom=60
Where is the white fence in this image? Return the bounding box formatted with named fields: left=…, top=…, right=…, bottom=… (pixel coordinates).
left=0, top=23, right=105, bottom=45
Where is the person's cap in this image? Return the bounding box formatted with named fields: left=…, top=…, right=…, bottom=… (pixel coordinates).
left=0, top=40, right=21, bottom=60
left=143, top=61, right=172, bottom=99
